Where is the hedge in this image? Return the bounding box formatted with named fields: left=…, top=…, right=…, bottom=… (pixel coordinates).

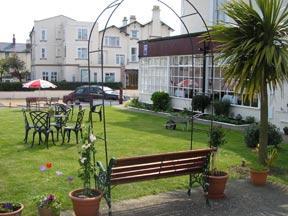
left=0, top=82, right=123, bottom=91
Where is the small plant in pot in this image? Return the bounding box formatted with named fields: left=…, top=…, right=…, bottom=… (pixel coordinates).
left=69, top=126, right=102, bottom=216
left=207, top=126, right=228, bottom=199
left=33, top=194, right=61, bottom=216
left=250, top=147, right=278, bottom=186
left=0, top=202, right=24, bottom=216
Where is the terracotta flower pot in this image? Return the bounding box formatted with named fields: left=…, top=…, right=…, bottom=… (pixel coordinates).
left=207, top=171, right=228, bottom=199
left=38, top=207, right=60, bottom=216
left=69, top=189, right=102, bottom=216
left=250, top=169, right=268, bottom=186
left=0, top=203, right=24, bottom=216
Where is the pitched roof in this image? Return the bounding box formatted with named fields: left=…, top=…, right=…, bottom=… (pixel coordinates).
left=143, top=20, right=174, bottom=31
left=35, top=15, right=76, bottom=22
left=0, top=42, right=29, bottom=53
left=99, top=25, right=129, bottom=36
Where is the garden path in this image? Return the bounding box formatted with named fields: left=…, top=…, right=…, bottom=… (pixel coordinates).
left=62, top=179, right=288, bottom=216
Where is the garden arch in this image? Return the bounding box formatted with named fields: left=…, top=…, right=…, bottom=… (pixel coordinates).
left=87, top=0, right=215, bottom=214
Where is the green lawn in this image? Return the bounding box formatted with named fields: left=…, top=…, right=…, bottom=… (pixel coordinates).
left=0, top=107, right=288, bottom=215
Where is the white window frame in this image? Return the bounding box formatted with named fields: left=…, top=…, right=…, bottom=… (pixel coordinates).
left=104, top=36, right=120, bottom=47
left=105, top=73, right=115, bottom=82
left=130, top=47, right=138, bottom=62
left=214, top=0, right=226, bottom=24
left=42, top=72, right=49, bottom=81
left=116, top=54, right=125, bottom=65
left=41, top=48, right=47, bottom=59
left=77, top=28, right=88, bottom=40
left=93, top=72, right=97, bottom=82
left=131, top=30, right=139, bottom=39
left=77, top=48, right=88, bottom=59
left=80, top=69, right=89, bottom=82
left=50, top=72, right=58, bottom=82
left=40, top=29, right=47, bottom=41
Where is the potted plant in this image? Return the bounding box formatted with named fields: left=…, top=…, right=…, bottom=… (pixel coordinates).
left=207, top=126, right=228, bottom=199
left=69, top=127, right=102, bottom=216
left=33, top=194, right=61, bottom=216
left=0, top=202, right=24, bottom=216
left=250, top=147, right=278, bottom=186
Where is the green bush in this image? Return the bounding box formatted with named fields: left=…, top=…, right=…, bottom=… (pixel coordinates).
left=0, top=81, right=122, bottom=91
left=214, top=100, right=231, bottom=116
left=127, top=98, right=153, bottom=110
left=209, top=126, right=226, bottom=148
left=151, top=91, right=170, bottom=111
left=244, top=123, right=283, bottom=148
left=192, top=94, right=211, bottom=112
left=245, top=116, right=256, bottom=124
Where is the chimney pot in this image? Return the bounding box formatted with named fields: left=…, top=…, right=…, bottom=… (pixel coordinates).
left=129, top=15, right=136, bottom=23
left=12, top=34, right=16, bottom=46
left=122, top=17, right=128, bottom=26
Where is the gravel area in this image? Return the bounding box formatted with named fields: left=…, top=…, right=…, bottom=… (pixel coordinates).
left=62, top=179, right=288, bottom=216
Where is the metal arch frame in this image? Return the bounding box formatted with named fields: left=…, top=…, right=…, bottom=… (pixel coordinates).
left=87, top=1, right=215, bottom=205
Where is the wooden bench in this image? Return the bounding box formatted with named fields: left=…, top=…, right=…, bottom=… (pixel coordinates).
left=96, top=148, right=215, bottom=215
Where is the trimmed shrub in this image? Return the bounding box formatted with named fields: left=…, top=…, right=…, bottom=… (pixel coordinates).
left=209, top=126, right=226, bottom=148
left=244, top=123, right=283, bottom=148
left=151, top=91, right=170, bottom=111
left=235, top=114, right=243, bottom=122
left=192, top=94, right=211, bottom=112
left=0, top=81, right=122, bottom=91
left=127, top=98, right=153, bottom=110
left=214, top=99, right=231, bottom=116
left=245, top=116, right=256, bottom=124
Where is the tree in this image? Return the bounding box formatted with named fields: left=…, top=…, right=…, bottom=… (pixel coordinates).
left=0, top=59, right=8, bottom=82
left=210, top=0, right=288, bottom=164
left=6, top=54, right=29, bottom=82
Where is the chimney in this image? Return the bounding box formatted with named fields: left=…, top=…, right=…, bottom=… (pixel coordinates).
left=122, top=17, right=128, bottom=26
left=12, top=34, right=16, bottom=46
left=151, top=6, right=161, bottom=38
left=152, top=5, right=160, bottom=22
left=129, top=15, right=136, bottom=23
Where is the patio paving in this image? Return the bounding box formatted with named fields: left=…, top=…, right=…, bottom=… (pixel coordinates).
left=62, top=179, right=288, bottom=216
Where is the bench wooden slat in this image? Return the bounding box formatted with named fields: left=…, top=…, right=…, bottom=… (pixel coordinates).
left=111, top=166, right=203, bottom=185
left=112, top=157, right=206, bottom=174
left=115, top=148, right=214, bottom=167
left=111, top=161, right=205, bottom=179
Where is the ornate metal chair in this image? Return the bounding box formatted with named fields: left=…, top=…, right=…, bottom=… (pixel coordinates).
left=89, top=104, right=102, bottom=128
left=62, top=109, right=85, bottom=144
left=51, top=108, right=72, bottom=141
left=22, top=109, right=35, bottom=144
left=30, top=111, right=55, bottom=148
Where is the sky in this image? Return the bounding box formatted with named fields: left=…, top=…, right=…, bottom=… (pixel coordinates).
left=0, top=0, right=181, bottom=43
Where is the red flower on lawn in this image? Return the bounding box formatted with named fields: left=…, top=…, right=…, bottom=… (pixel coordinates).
left=45, top=162, right=52, bottom=169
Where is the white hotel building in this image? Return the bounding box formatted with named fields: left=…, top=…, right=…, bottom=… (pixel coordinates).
left=137, top=0, right=288, bottom=130
left=30, top=6, right=173, bottom=88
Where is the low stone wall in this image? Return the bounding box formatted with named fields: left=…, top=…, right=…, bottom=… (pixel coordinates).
left=0, top=90, right=73, bottom=99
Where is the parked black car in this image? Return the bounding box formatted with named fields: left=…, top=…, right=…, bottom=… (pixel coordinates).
left=63, top=85, right=120, bottom=104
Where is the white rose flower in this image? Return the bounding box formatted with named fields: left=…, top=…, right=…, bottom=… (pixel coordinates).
left=90, top=134, right=97, bottom=142
left=80, top=157, right=87, bottom=164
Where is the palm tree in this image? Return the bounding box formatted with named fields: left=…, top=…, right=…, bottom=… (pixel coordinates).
left=210, top=0, right=288, bottom=164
